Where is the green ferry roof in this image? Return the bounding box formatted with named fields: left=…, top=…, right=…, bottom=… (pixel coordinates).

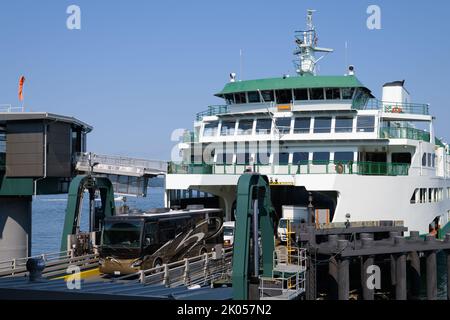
left=216, top=75, right=369, bottom=96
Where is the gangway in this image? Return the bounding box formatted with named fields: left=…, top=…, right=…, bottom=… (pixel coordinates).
left=75, top=153, right=167, bottom=197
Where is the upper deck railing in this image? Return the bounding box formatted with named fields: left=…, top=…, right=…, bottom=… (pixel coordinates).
left=355, top=99, right=429, bottom=115
left=196, top=105, right=228, bottom=121
left=168, top=161, right=410, bottom=176
left=0, top=105, right=25, bottom=113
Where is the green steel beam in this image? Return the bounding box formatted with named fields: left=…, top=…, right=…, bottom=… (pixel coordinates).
left=60, top=175, right=116, bottom=252
left=232, top=174, right=275, bottom=300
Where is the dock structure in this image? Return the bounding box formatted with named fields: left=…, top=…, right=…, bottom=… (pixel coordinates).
left=296, top=222, right=450, bottom=300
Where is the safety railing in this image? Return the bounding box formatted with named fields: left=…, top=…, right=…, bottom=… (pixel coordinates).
left=117, top=247, right=233, bottom=288
left=196, top=105, right=228, bottom=121
left=76, top=152, right=167, bottom=174
left=0, top=105, right=25, bottom=113
left=260, top=247, right=307, bottom=300
left=168, top=161, right=410, bottom=176
left=0, top=250, right=99, bottom=278
left=379, top=127, right=431, bottom=142
left=355, top=99, right=429, bottom=115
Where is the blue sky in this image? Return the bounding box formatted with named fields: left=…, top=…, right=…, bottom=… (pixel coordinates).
left=0, top=0, right=449, bottom=160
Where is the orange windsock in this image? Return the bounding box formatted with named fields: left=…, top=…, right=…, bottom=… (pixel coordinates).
left=18, top=76, right=25, bottom=101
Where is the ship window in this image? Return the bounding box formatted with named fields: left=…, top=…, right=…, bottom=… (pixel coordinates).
left=356, top=116, right=375, bottom=132
left=335, top=117, right=353, bottom=133
left=236, top=153, right=250, bottom=165
left=294, top=89, right=309, bottom=101
left=275, top=90, right=293, bottom=104
left=273, top=153, right=290, bottom=165
left=410, top=189, right=418, bottom=204
left=292, top=152, right=309, bottom=164
left=294, top=117, right=311, bottom=134
left=256, top=151, right=271, bottom=165
left=237, top=119, right=254, bottom=135
left=260, top=90, right=275, bottom=102
left=429, top=188, right=433, bottom=202
left=422, top=153, right=427, bottom=166
left=325, top=88, right=341, bottom=100
left=314, top=117, right=332, bottom=133
left=392, top=153, right=412, bottom=164
left=309, top=88, right=325, bottom=100
left=203, top=122, right=218, bottom=137
left=234, top=92, right=247, bottom=104
left=275, top=118, right=291, bottom=134
left=334, top=152, right=354, bottom=163
left=432, top=154, right=436, bottom=167
left=428, top=153, right=432, bottom=167
left=247, top=91, right=261, bottom=103
left=341, top=88, right=355, bottom=100
left=216, top=152, right=234, bottom=165
left=313, top=152, right=330, bottom=164
left=221, top=121, right=236, bottom=136
left=256, top=119, right=272, bottom=135
left=224, top=94, right=234, bottom=104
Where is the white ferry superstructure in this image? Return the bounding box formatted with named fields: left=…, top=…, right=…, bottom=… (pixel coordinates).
left=165, top=10, right=450, bottom=237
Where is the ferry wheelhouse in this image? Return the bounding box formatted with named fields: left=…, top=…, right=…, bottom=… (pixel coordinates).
left=165, top=11, right=450, bottom=237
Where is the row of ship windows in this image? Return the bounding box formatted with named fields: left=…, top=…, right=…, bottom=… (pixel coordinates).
left=410, top=188, right=449, bottom=204
left=223, top=87, right=359, bottom=104
left=422, top=153, right=437, bottom=168
left=203, top=116, right=376, bottom=137
left=191, top=151, right=356, bottom=165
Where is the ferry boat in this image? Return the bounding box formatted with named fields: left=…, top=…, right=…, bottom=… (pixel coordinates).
left=165, top=10, right=450, bottom=237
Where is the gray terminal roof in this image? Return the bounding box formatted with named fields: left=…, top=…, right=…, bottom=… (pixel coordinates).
left=0, top=112, right=93, bottom=132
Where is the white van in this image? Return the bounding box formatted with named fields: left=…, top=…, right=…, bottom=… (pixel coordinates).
left=277, top=206, right=309, bottom=242
left=223, top=221, right=235, bottom=247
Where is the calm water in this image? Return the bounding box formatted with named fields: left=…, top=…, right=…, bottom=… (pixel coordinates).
left=31, top=187, right=164, bottom=255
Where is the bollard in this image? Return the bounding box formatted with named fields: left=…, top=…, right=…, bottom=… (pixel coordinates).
left=361, top=238, right=374, bottom=300
left=394, top=236, right=407, bottom=300
left=328, top=235, right=339, bottom=249
left=337, top=240, right=349, bottom=300
left=408, top=251, right=421, bottom=300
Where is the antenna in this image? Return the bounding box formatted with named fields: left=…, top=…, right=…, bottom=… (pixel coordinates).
left=293, top=10, right=333, bottom=76
left=239, top=49, right=243, bottom=81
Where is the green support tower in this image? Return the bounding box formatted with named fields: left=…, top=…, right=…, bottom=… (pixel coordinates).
left=232, top=174, right=276, bottom=300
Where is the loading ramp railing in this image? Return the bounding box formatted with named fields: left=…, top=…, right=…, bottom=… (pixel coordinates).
left=117, top=247, right=233, bottom=288
left=0, top=250, right=99, bottom=279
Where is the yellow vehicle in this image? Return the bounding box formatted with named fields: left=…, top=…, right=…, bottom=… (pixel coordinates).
left=99, top=208, right=223, bottom=275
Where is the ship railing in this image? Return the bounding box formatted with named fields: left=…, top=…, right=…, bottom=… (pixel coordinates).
left=0, top=250, right=99, bottom=278
left=379, top=126, right=431, bottom=142
left=356, top=99, right=430, bottom=115
left=117, top=247, right=233, bottom=287
left=0, top=104, right=25, bottom=113
left=168, top=161, right=410, bottom=176
left=196, top=105, right=229, bottom=121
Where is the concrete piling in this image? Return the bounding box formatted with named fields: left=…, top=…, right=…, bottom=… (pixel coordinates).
left=328, top=256, right=338, bottom=300
left=394, top=236, right=407, bottom=300
left=408, top=251, right=421, bottom=300
left=446, top=234, right=450, bottom=300
left=425, top=235, right=437, bottom=300
left=361, top=237, right=374, bottom=300
left=337, top=240, right=349, bottom=300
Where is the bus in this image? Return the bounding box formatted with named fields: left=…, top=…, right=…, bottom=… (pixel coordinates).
left=99, top=207, right=223, bottom=275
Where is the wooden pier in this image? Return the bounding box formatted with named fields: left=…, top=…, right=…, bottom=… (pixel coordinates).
left=295, top=222, right=450, bottom=300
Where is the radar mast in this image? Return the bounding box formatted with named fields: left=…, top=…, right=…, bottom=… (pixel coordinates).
left=294, top=10, right=333, bottom=76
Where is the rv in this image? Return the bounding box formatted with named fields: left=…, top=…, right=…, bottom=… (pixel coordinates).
left=99, top=207, right=223, bottom=275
